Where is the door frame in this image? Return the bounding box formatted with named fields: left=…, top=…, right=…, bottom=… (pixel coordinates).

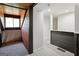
left=28, top=3, right=37, bottom=54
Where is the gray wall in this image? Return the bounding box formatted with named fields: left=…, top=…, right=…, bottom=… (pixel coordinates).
left=33, top=5, right=43, bottom=51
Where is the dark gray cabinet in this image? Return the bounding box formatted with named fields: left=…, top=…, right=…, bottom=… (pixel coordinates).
left=0, top=33, right=2, bottom=47
left=51, top=31, right=75, bottom=53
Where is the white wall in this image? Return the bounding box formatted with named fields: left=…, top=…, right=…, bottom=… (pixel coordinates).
left=33, top=5, right=43, bottom=51
left=58, top=12, right=75, bottom=32
left=43, top=14, right=50, bottom=44
left=75, top=5, right=79, bottom=33
left=50, top=14, right=53, bottom=30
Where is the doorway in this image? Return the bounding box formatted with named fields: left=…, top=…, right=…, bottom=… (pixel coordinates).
left=0, top=3, right=34, bottom=55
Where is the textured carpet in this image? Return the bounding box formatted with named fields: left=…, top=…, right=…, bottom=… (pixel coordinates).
left=0, top=42, right=28, bottom=56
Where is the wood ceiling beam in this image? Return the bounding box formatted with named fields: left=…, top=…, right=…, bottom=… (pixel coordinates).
left=31, top=3, right=38, bottom=7
left=0, top=3, right=28, bottom=10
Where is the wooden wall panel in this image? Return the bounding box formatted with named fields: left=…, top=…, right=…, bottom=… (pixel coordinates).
left=4, top=6, right=20, bottom=15
left=0, top=5, right=4, bottom=16
left=21, top=15, right=29, bottom=51
left=17, top=3, right=32, bottom=8
left=2, top=30, right=21, bottom=43
left=19, top=10, right=26, bottom=17
left=22, top=30, right=29, bottom=48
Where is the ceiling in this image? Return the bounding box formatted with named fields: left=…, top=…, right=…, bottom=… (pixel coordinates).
left=0, top=3, right=33, bottom=16
left=17, top=3, right=33, bottom=8
left=35, top=3, right=76, bottom=16
left=4, top=3, right=33, bottom=9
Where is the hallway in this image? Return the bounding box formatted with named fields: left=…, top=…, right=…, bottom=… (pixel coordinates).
left=29, top=43, right=74, bottom=56
left=0, top=42, right=28, bottom=56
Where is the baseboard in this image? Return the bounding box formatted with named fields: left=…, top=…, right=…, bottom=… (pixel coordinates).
left=2, top=39, right=22, bottom=47
left=33, top=46, right=43, bottom=53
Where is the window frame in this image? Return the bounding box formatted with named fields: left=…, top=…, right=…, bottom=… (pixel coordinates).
left=4, top=14, right=21, bottom=29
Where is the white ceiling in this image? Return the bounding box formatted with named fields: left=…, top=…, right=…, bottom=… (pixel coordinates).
left=35, top=3, right=76, bottom=16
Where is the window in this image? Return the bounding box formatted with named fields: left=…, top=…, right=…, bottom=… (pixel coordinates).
left=4, top=14, right=20, bottom=28
left=5, top=17, right=20, bottom=28
left=13, top=18, right=19, bottom=27
left=6, top=17, right=13, bottom=27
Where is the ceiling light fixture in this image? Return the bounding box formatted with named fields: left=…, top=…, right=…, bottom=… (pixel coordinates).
left=48, top=9, right=51, bottom=12
left=47, top=4, right=51, bottom=12
left=65, top=10, right=69, bottom=13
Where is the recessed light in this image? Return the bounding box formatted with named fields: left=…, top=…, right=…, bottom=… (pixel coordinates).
left=48, top=9, right=51, bottom=12
left=65, top=10, right=69, bottom=13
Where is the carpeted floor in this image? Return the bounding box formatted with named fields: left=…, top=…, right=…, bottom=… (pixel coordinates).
left=0, top=42, right=28, bottom=56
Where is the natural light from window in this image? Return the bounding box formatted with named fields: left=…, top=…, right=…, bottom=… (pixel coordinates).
left=6, top=17, right=19, bottom=28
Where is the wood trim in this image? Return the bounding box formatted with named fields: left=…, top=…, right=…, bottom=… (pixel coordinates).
left=2, top=39, right=22, bottom=47
left=5, top=28, right=21, bottom=30
left=4, top=14, right=20, bottom=18
left=21, top=10, right=27, bottom=27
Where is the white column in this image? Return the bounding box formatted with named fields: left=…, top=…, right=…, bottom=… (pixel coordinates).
left=50, top=13, right=53, bottom=30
